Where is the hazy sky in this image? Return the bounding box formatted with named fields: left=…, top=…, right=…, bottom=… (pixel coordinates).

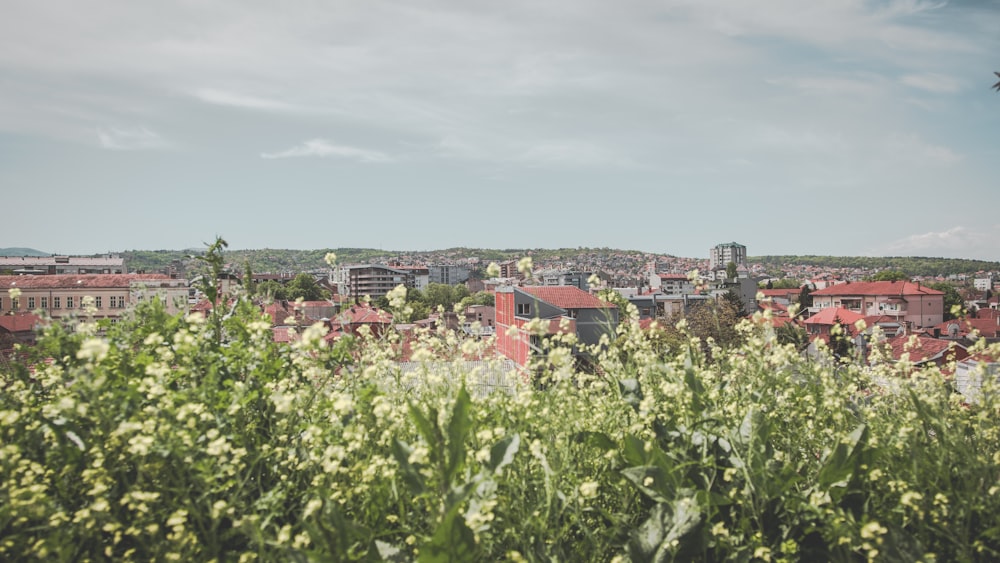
left=2, top=0, right=999, bottom=259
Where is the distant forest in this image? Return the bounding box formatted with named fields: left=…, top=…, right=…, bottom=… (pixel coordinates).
left=120, top=247, right=654, bottom=274
left=751, top=255, right=1000, bottom=278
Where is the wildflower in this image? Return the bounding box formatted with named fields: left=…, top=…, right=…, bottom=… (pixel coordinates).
left=486, top=262, right=501, bottom=278
left=324, top=252, right=338, bottom=267
left=579, top=481, right=599, bottom=499
left=77, top=338, right=110, bottom=363
left=860, top=521, right=887, bottom=540
left=517, top=256, right=533, bottom=277
left=900, top=491, right=923, bottom=508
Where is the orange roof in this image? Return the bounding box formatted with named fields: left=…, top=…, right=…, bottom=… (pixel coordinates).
left=1, top=274, right=173, bottom=289
left=804, top=307, right=865, bottom=326
left=811, top=281, right=942, bottom=297
left=0, top=313, right=43, bottom=332
left=520, top=286, right=615, bottom=310
left=886, top=335, right=962, bottom=363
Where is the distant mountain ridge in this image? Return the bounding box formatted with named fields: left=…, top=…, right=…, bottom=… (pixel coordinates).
left=0, top=248, right=50, bottom=257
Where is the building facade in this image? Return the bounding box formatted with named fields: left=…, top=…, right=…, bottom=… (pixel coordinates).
left=0, top=274, right=188, bottom=321
left=809, top=280, right=944, bottom=329
left=0, top=255, right=126, bottom=275
left=709, top=242, right=747, bottom=271
left=332, top=265, right=416, bottom=299
left=495, top=286, right=618, bottom=367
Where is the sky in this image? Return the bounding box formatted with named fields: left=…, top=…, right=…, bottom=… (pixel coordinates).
left=2, top=0, right=999, bottom=260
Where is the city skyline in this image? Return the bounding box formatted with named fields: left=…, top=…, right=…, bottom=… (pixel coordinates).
left=2, top=1, right=999, bottom=260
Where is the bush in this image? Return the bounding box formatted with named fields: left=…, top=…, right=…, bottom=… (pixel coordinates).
left=2, top=296, right=1000, bottom=561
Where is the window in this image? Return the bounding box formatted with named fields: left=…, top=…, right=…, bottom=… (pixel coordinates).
left=516, top=303, right=531, bottom=316
left=0, top=297, right=3, bottom=311
left=566, top=309, right=579, bottom=319
left=66, top=296, right=74, bottom=309
left=28, top=297, right=35, bottom=309
left=12, top=298, right=19, bottom=310
left=40, top=297, right=47, bottom=309
left=53, top=297, right=61, bottom=309
left=95, top=296, right=102, bottom=309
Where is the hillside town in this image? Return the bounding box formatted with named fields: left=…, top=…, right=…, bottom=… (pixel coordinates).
left=4, top=243, right=1000, bottom=399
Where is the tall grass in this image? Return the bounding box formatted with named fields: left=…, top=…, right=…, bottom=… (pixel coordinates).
left=1, top=294, right=999, bottom=561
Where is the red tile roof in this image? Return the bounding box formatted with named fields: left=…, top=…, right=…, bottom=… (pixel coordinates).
left=810, top=281, right=943, bottom=297
left=804, top=307, right=865, bottom=327
left=520, top=286, right=615, bottom=310
left=336, top=304, right=393, bottom=325
left=0, top=313, right=43, bottom=333
left=886, top=335, right=962, bottom=363
left=931, top=317, right=1000, bottom=338
left=0, top=274, right=173, bottom=289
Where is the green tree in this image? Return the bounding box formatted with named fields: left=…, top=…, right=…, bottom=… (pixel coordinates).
left=726, top=261, right=738, bottom=280
left=285, top=273, right=328, bottom=301
left=871, top=270, right=909, bottom=282
left=723, top=289, right=747, bottom=317
left=775, top=322, right=809, bottom=351
left=257, top=280, right=288, bottom=301
left=242, top=260, right=255, bottom=297
left=798, top=285, right=814, bottom=309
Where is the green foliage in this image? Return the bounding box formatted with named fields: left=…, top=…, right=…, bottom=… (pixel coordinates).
left=285, top=273, right=329, bottom=302
left=760, top=279, right=802, bottom=289
left=3, top=289, right=1000, bottom=561
left=726, top=261, right=738, bottom=280
left=870, top=270, right=910, bottom=282
left=752, top=255, right=1000, bottom=278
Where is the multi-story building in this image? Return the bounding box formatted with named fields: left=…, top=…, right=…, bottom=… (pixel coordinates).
left=497, top=260, right=520, bottom=279
left=0, top=255, right=127, bottom=275
left=0, top=274, right=188, bottom=321
left=495, top=285, right=617, bottom=367
left=535, top=269, right=594, bottom=290
left=428, top=265, right=470, bottom=286
left=809, top=280, right=944, bottom=329
left=332, top=264, right=416, bottom=300
left=648, top=272, right=694, bottom=294
left=709, top=242, right=747, bottom=271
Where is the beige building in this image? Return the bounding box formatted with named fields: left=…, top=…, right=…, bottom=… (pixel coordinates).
left=0, top=274, right=188, bottom=321
left=0, top=255, right=126, bottom=275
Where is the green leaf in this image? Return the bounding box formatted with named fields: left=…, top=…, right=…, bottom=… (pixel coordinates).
left=573, top=430, right=617, bottom=452
left=420, top=482, right=478, bottom=562
left=817, top=424, right=868, bottom=496
left=622, top=465, right=672, bottom=504
left=391, top=439, right=427, bottom=496
left=445, top=386, right=472, bottom=484
left=628, top=496, right=703, bottom=563
left=487, top=433, right=520, bottom=475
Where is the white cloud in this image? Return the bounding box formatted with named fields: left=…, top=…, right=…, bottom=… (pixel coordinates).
left=260, top=139, right=391, bottom=162
left=96, top=126, right=166, bottom=150
left=193, top=88, right=296, bottom=111
left=899, top=73, right=960, bottom=93
left=885, top=133, right=963, bottom=165
left=879, top=226, right=1000, bottom=259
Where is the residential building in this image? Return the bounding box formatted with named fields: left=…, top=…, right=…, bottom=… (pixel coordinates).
left=428, top=265, right=470, bottom=285
left=0, top=255, right=126, bottom=275
left=648, top=273, right=694, bottom=294
left=332, top=264, right=416, bottom=299
left=0, top=274, right=188, bottom=321
left=495, top=285, right=617, bottom=367
left=709, top=242, right=747, bottom=271
left=497, top=260, right=520, bottom=279
left=809, top=281, right=945, bottom=329
left=535, top=269, right=594, bottom=290
left=974, top=274, right=995, bottom=292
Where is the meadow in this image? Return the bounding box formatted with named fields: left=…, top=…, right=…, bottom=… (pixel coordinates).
left=2, top=289, right=999, bottom=561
